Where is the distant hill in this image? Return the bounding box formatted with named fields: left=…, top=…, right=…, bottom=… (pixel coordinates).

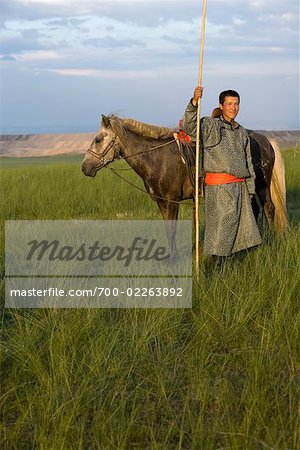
left=0, top=133, right=94, bottom=157
left=0, top=130, right=298, bottom=157
left=256, top=131, right=299, bottom=150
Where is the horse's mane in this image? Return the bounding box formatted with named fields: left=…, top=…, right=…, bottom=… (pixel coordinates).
left=109, top=115, right=176, bottom=140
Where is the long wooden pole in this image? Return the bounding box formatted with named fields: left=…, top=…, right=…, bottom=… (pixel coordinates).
left=195, top=0, right=207, bottom=278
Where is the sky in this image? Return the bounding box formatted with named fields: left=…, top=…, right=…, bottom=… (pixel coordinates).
left=0, top=0, right=299, bottom=134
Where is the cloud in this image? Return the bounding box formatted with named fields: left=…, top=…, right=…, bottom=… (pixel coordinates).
left=1, top=0, right=298, bottom=132
left=232, top=16, right=246, bottom=26
left=227, top=45, right=288, bottom=55
left=46, top=17, right=89, bottom=28
left=16, top=0, right=67, bottom=3
left=83, top=37, right=144, bottom=50
left=1, top=0, right=297, bottom=69
left=0, top=34, right=47, bottom=57
left=0, top=54, right=16, bottom=61
left=12, top=50, right=61, bottom=61
left=206, top=58, right=298, bottom=77
left=250, top=0, right=268, bottom=9
left=281, top=12, right=298, bottom=22
left=258, top=12, right=299, bottom=25
left=47, top=68, right=156, bottom=79
left=0, top=0, right=231, bottom=28
left=16, top=0, right=69, bottom=3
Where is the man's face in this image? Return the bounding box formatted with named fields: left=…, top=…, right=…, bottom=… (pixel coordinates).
left=219, top=96, right=240, bottom=122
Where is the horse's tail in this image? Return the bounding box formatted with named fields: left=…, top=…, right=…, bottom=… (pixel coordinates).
left=269, top=139, right=289, bottom=234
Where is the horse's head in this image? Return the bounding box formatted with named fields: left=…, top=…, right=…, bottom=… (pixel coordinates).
left=81, top=115, right=121, bottom=177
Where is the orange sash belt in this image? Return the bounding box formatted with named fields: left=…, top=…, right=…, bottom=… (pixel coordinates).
left=205, top=172, right=246, bottom=185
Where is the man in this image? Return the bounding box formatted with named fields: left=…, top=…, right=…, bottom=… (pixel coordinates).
left=181, top=87, right=262, bottom=263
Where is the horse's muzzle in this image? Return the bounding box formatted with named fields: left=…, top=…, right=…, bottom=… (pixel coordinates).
left=81, top=160, right=98, bottom=177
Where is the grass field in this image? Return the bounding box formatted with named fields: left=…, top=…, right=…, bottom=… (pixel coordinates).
left=1, top=149, right=300, bottom=449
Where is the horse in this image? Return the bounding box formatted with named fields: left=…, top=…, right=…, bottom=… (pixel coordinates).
left=81, top=114, right=288, bottom=251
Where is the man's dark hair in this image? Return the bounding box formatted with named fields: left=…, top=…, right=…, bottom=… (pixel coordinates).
left=219, top=90, right=240, bottom=105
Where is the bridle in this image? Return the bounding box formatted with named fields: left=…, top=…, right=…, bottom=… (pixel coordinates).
left=86, top=136, right=119, bottom=166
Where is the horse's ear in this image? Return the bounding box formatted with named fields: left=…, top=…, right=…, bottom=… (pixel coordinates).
left=101, top=114, right=110, bottom=128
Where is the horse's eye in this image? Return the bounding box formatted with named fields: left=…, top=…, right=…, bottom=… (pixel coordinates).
left=95, top=136, right=102, bottom=143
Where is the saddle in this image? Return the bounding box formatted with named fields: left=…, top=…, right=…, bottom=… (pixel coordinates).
left=173, top=122, right=196, bottom=184
left=173, top=109, right=221, bottom=195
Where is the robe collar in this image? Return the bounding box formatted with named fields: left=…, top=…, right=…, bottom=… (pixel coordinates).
left=219, top=115, right=240, bottom=130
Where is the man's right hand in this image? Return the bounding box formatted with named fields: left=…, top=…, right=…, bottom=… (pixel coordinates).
left=192, top=86, right=204, bottom=106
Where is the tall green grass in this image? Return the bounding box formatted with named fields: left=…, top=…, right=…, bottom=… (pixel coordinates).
left=1, top=155, right=185, bottom=222
left=1, top=149, right=299, bottom=449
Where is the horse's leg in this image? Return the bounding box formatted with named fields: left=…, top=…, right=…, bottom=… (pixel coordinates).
left=263, top=186, right=275, bottom=226
left=157, top=200, right=179, bottom=255
left=251, top=194, right=260, bottom=223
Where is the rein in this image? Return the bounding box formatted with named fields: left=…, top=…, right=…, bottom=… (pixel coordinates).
left=122, top=139, right=177, bottom=160
left=87, top=137, right=176, bottom=163
left=106, top=166, right=194, bottom=206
